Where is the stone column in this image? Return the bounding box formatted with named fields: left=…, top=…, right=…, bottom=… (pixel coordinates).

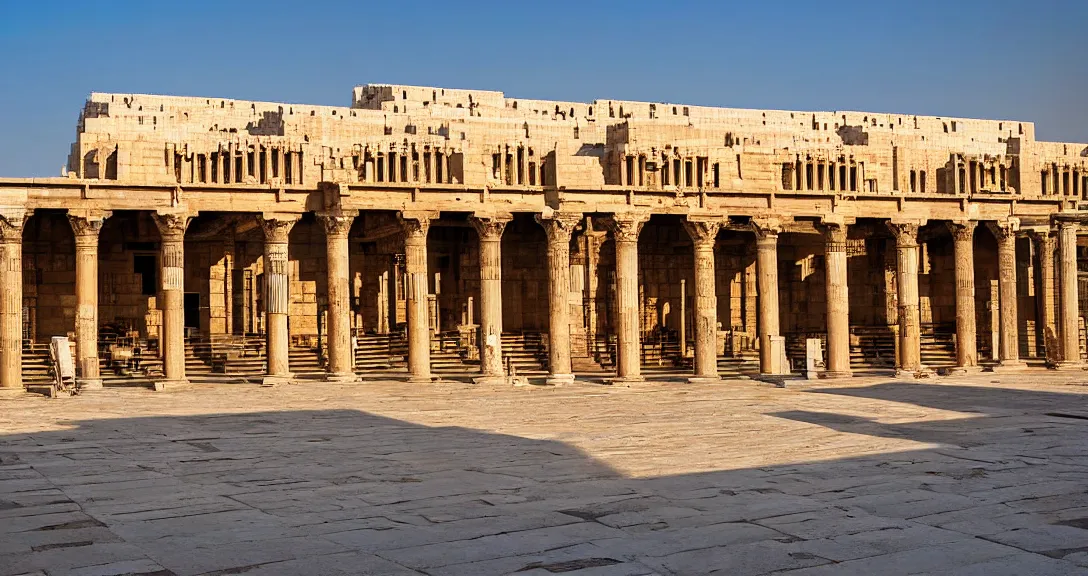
left=319, top=211, right=357, bottom=381
left=258, top=214, right=299, bottom=385
left=987, top=219, right=1024, bottom=369
left=821, top=219, right=852, bottom=378
left=606, top=212, right=648, bottom=383
left=1057, top=220, right=1082, bottom=367
left=1032, top=230, right=1058, bottom=362
left=68, top=210, right=110, bottom=390
left=399, top=211, right=436, bottom=383
left=887, top=221, right=924, bottom=376
left=537, top=212, right=582, bottom=385
left=752, top=217, right=785, bottom=375
left=223, top=239, right=234, bottom=336
left=469, top=213, right=512, bottom=383
left=682, top=218, right=722, bottom=382
left=0, top=210, right=29, bottom=396
left=947, top=221, right=980, bottom=373
left=151, top=212, right=191, bottom=390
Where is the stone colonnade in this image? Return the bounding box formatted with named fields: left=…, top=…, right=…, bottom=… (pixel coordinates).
left=0, top=209, right=1084, bottom=394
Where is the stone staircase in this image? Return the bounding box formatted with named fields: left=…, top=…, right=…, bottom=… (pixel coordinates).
left=850, top=327, right=896, bottom=376
left=501, top=333, right=548, bottom=376
left=21, top=342, right=53, bottom=387
left=920, top=325, right=957, bottom=370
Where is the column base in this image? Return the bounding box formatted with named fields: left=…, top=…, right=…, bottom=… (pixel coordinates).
left=472, top=375, right=506, bottom=386
left=324, top=372, right=359, bottom=383
left=545, top=373, right=576, bottom=387
left=260, top=373, right=295, bottom=387
left=941, top=365, right=984, bottom=376
left=0, top=386, right=27, bottom=399
left=152, top=379, right=191, bottom=391
left=990, top=361, right=1027, bottom=373
left=820, top=370, right=853, bottom=379
left=687, top=375, right=721, bottom=384
left=76, top=378, right=103, bottom=391
left=1048, top=361, right=1085, bottom=371
left=406, top=374, right=434, bottom=384
left=608, top=375, right=645, bottom=386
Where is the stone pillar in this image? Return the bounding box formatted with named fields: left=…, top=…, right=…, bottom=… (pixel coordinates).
left=1057, top=220, right=1082, bottom=367
left=469, top=213, right=512, bottom=383
left=537, top=212, right=582, bottom=385
left=0, top=210, right=29, bottom=396
left=987, top=219, right=1024, bottom=369
left=151, top=212, right=191, bottom=390
left=1032, top=230, right=1058, bottom=362
left=606, top=212, right=648, bottom=383
left=223, top=239, right=234, bottom=336
left=887, top=221, right=924, bottom=376
left=682, top=218, right=722, bottom=382
left=319, top=211, right=357, bottom=382
left=751, top=217, right=785, bottom=375
left=68, top=210, right=110, bottom=390
left=258, top=214, right=299, bottom=385
left=399, top=212, right=436, bottom=383
left=821, top=219, right=852, bottom=378
left=947, top=221, right=981, bottom=373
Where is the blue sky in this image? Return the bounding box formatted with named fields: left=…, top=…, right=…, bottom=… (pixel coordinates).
left=0, top=0, right=1084, bottom=177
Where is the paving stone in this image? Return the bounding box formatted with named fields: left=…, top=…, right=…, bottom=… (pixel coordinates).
left=0, top=377, right=1087, bottom=575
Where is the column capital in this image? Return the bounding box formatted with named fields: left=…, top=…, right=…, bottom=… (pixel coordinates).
left=398, top=210, right=438, bottom=246
left=946, top=220, right=977, bottom=242
left=886, top=219, right=924, bottom=247
left=816, top=217, right=853, bottom=245
left=68, top=210, right=111, bottom=245
left=469, top=212, right=513, bottom=240
left=0, top=208, right=31, bottom=244
left=258, top=213, right=300, bottom=243
left=985, top=218, right=1020, bottom=241
left=151, top=211, right=192, bottom=242
left=682, top=217, right=723, bottom=245
left=535, top=211, right=583, bottom=244
left=316, top=211, right=356, bottom=239
left=605, top=212, right=650, bottom=243
left=1055, top=219, right=1080, bottom=233
left=749, top=216, right=783, bottom=243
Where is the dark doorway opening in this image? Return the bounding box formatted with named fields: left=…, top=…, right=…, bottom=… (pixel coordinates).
left=184, top=293, right=200, bottom=329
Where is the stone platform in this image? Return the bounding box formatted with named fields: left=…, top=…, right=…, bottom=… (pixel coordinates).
left=2, top=374, right=1088, bottom=575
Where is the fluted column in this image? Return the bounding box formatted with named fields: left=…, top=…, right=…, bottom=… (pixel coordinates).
left=1032, top=230, right=1058, bottom=362
left=606, top=213, right=648, bottom=383
left=223, top=238, right=234, bottom=336
left=682, top=217, right=722, bottom=382
left=947, top=221, right=980, bottom=373
left=887, top=221, right=924, bottom=376
left=987, top=219, right=1024, bottom=369
left=258, top=214, right=299, bottom=385
left=752, top=217, right=785, bottom=375
left=399, top=211, right=436, bottom=383
left=469, top=213, right=512, bottom=383
left=1057, top=220, right=1082, bottom=367
left=0, top=210, right=29, bottom=395
left=319, top=211, right=357, bottom=381
left=68, top=210, right=110, bottom=390
left=536, top=212, right=582, bottom=385
left=151, top=212, right=191, bottom=390
left=821, top=219, right=852, bottom=378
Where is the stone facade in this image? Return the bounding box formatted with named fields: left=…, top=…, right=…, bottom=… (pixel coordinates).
left=1, top=83, right=1087, bottom=391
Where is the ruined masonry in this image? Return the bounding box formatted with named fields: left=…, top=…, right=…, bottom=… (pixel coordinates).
left=2, top=83, right=1088, bottom=392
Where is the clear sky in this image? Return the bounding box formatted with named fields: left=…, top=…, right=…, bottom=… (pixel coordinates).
left=0, top=0, right=1084, bottom=177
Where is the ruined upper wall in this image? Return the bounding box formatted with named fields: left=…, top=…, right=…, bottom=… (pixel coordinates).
left=64, top=84, right=1088, bottom=200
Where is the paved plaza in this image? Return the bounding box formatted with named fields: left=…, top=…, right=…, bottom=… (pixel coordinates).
left=2, top=375, right=1088, bottom=575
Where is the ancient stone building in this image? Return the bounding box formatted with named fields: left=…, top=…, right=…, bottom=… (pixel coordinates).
left=1, top=84, right=1087, bottom=392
